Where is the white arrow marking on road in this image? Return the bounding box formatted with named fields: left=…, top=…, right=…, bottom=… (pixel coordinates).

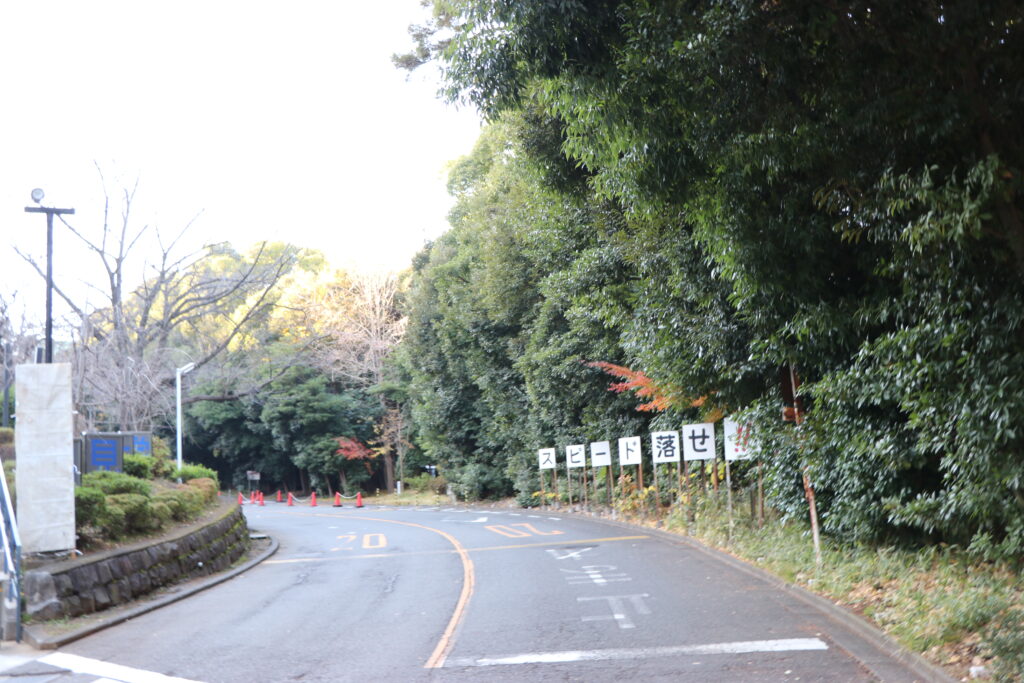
left=546, top=546, right=595, bottom=561
left=446, top=638, right=829, bottom=667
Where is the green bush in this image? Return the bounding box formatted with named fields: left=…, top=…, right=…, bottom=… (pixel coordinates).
left=151, top=455, right=176, bottom=480
left=187, top=477, right=218, bottom=502
left=155, top=486, right=208, bottom=521
left=105, top=493, right=157, bottom=536
left=0, top=427, right=12, bottom=445
left=403, top=473, right=432, bottom=492
left=101, top=502, right=127, bottom=539
left=430, top=475, right=448, bottom=495
left=123, top=454, right=153, bottom=480
left=984, top=606, right=1024, bottom=680
left=3, top=461, right=15, bottom=506
left=74, top=486, right=107, bottom=530
left=150, top=500, right=174, bottom=527
left=81, top=471, right=152, bottom=497
left=174, top=464, right=219, bottom=489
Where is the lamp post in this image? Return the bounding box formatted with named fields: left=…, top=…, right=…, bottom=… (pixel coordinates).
left=175, top=362, right=196, bottom=475
left=24, top=189, right=74, bottom=363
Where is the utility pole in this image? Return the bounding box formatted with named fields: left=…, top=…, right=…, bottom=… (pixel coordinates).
left=24, top=189, right=74, bottom=363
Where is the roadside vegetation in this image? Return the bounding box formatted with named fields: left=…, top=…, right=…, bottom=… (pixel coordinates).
left=73, top=444, right=221, bottom=549
left=3, top=1, right=1022, bottom=678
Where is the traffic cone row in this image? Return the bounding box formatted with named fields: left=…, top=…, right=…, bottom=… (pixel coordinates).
left=238, top=488, right=367, bottom=509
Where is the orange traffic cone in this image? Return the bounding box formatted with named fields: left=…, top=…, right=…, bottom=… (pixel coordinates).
left=356, top=492, right=364, bottom=508
left=311, top=491, right=318, bottom=507
left=276, top=490, right=282, bottom=503
left=333, top=492, right=342, bottom=507
left=238, top=492, right=244, bottom=505
left=287, top=492, right=294, bottom=506
left=258, top=491, right=264, bottom=506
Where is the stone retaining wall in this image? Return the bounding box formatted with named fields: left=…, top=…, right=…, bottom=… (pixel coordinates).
left=22, top=503, right=249, bottom=623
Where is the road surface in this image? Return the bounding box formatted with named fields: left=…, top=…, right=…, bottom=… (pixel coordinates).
left=7, top=504, right=938, bottom=682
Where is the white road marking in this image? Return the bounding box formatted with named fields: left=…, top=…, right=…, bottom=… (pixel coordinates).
left=40, top=653, right=201, bottom=683
left=447, top=638, right=829, bottom=667
left=578, top=593, right=651, bottom=629
left=562, top=565, right=630, bottom=585
left=546, top=546, right=595, bottom=561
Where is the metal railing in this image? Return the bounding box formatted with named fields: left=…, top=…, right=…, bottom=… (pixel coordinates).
left=0, top=466, right=21, bottom=642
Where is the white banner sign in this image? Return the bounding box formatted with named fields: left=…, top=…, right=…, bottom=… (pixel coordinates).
left=682, top=423, right=716, bottom=461
left=566, top=444, right=587, bottom=469
left=650, top=430, right=681, bottom=464
left=618, top=436, right=642, bottom=466
left=590, top=441, right=612, bottom=468
left=723, top=418, right=757, bottom=461
left=538, top=447, right=557, bottom=470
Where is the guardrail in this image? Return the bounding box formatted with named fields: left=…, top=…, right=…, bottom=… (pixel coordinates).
left=0, top=465, right=21, bottom=641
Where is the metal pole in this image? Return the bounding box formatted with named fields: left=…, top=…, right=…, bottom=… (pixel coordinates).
left=175, top=362, right=196, bottom=476
left=2, top=343, right=9, bottom=428
left=176, top=368, right=184, bottom=474
left=44, top=211, right=53, bottom=363
left=24, top=205, right=74, bottom=363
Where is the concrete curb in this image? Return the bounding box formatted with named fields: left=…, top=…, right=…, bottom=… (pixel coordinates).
left=24, top=535, right=279, bottom=650
left=553, top=509, right=956, bottom=683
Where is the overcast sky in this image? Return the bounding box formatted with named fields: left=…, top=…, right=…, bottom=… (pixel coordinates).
left=0, top=1, right=481, bottom=325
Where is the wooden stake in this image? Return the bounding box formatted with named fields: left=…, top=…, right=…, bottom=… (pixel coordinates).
left=725, top=459, right=734, bottom=542
left=757, top=460, right=764, bottom=528
left=606, top=465, right=613, bottom=507
left=553, top=467, right=560, bottom=508
left=791, top=362, right=822, bottom=566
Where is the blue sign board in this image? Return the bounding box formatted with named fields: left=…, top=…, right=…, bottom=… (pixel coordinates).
left=87, top=436, right=121, bottom=472
left=132, top=433, right=152, bottom=455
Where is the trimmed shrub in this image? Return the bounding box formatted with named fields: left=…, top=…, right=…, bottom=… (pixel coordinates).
left=0, top=427, right=12, bottom=445
left=123, top=454, right=153, bottom=480
left=81, top=471, right=152, bottom=497
left=174, top=464, right=219, bottom=489
left=151, top=456, right=176, bottom=480
left=3, top=461, right=15, bottom=507
left=155, top=486, right=208, bottom=521
left=105, top=493, right=157, bottom=536
left=187, top=477, right=218, bottom=503
left=150, top=500, right=174, bottom=527
left=74, top=486, right=107, bottom=530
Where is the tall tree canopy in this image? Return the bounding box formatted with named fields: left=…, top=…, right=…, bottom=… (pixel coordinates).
left=396, top=1, right=1024, bottom=556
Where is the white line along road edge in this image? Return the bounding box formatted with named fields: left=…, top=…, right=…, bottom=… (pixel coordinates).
left=447, top=637, right=829, bottom=667
left=40, top=652, right=203, bottom=683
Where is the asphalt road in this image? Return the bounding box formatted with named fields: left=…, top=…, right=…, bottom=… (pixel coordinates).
left=29, top=503, right=939, bottom=682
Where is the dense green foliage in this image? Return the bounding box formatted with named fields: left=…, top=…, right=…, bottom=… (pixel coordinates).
left=123, top=454, right=153, bottom=480
left=187, top=365, right=382, bottom=494
left=397, top=1, right=1024, bottom=557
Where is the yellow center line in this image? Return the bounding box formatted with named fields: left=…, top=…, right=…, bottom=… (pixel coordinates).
left=293, top=514, right=474, bottom=669
left=252, top=508, right=648, bottom=668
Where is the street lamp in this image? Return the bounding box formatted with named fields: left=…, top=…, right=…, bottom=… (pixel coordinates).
left=175, top=362, right=196, bottom=475
left=24, top=189, right=74, bottom=363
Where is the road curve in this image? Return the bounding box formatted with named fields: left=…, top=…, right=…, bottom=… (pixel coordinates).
left=44, top=504, right=946, bottom=682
